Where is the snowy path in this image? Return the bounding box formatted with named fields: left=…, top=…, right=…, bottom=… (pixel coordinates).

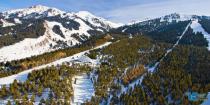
left=71, top=73, right=95, bottom=105
left=138, top=21, right=191, bottom=80
left=0, top=42, right=112, bottom=86
left=149, top=20, right=192, bottom=72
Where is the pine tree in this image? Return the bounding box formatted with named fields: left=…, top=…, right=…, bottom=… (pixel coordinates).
left=37, top=85, right=43, bottom=97
left=6, top=100, right=11, bottom=105
left=0, top=85, right=7, bottom=98
left=39, top=98, right=45, bottom=105
left=30, top=93, right=35, bottom=102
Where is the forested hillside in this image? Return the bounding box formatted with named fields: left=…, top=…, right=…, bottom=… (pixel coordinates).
left=0, top=31, right=210, bottom=105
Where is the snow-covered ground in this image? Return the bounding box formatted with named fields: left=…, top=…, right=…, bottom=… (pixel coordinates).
left=71, top=73, right=95, bottom=104
left=190, top=20, right=210, bottom=50
left=0, top=42, right=112, bottom=87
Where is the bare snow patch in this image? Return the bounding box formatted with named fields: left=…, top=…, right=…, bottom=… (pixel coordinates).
left=0, top=19, right=15, bottom=27
left=14, top=18, right=22, bottom=24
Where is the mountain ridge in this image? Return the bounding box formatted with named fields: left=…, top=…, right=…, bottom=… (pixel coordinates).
left=125, top=13, right=210, bottom=26
left=0, top=5, right=121, bottom=62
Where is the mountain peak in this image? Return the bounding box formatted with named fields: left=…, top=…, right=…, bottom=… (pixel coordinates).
left=2, top=5, right=64, bottom=19
left=159, top=13, right=198, bottom=22
left=0, top=5, right=122, bottom=29
left=29, top=5, right=50, bottom=9
left=76, top=11, right=95, bottom=18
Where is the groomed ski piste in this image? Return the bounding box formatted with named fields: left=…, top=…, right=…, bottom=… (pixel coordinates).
left=0, top=42, right=111, bottom=104
left=71, top=73, right=95, bottom=105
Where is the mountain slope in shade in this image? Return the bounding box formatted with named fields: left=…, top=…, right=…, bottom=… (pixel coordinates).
left=0, top=5, right=122, bottom=62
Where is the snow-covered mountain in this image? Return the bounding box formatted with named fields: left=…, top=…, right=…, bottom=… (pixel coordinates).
left=114, top=13, right=210, bottom=50
left=0, top=5, right=122, bottom=62
left=121, top=13, right=209, bottom=30
left=0, top=5, right=122, bottom=28
left=159, top=13, right=198, bottom=22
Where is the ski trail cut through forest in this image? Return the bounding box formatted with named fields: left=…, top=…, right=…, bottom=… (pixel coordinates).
left=148, top=20, right=192, bottom=72
left=115, top=21, right=192, bottom=101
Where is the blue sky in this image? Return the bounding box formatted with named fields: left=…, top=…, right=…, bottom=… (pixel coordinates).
left=0, top=0, right=210, bottom=23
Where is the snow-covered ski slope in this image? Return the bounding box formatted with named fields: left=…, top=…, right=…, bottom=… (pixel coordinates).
left=71, top=73, right=95, bottom=105
left=0, top=42, right=112, bottom=86
left=190, top=20, right=210, bottom=50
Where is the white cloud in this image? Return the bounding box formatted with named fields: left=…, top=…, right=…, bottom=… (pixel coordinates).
left=100, top=0, right=210, bottom=23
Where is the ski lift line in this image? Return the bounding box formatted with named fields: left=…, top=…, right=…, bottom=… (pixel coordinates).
left=109, top=21, right=192, bottom=103
left=149, top=20, right=192, bottom=72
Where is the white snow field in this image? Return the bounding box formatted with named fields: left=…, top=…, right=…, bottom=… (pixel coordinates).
left=71, top=73, right=95, bottom=105
left=0, top=42, right=112, bottom=86
left=190, top=20, right=210, bottom=50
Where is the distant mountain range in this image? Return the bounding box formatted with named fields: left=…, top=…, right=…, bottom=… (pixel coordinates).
left=0, top=5, right=210, bottom=62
